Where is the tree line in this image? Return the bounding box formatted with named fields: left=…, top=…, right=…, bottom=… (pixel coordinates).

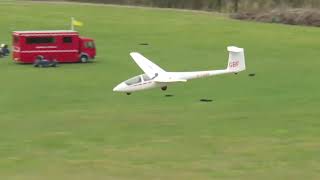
left=64, top=0, right=320, bottom=12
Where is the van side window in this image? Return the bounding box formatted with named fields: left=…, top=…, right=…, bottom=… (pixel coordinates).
left=26, top=37, right=55, bottom=44
left=63, top=37, right=72, bottom=43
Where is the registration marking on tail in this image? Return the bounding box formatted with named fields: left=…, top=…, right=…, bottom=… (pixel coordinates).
left=229, top=61, right=239, bottom=68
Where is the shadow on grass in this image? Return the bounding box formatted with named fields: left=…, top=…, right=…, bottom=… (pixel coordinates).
left=200, top=98, right=213, bottom=102
left=164, top=94, right=174, bottom=97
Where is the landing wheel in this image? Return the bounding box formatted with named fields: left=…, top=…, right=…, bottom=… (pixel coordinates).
left=126, top=93, right=131, bottom=95
left=161, top=86, right=167, bottom=91
left=80, top=55, right=89, bottom=63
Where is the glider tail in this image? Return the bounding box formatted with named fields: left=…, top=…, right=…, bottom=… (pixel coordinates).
left=226, top=46, right=246, bottom=72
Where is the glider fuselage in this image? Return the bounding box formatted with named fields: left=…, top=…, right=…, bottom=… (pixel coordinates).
left=113, top=46, right=246, bottom=94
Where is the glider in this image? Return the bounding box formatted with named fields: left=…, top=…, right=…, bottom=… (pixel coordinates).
left=113, top=46, right=246, bottom=95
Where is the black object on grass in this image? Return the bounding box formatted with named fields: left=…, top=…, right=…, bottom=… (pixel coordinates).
left=139, top=43, right=149, bottom=46
left=249, top=73, right=256, bottom=77
left=200, top=99, right=213, bottom=102
left=165, top=94, right=174, bottom=97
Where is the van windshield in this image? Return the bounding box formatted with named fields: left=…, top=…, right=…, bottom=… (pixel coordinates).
left=85, top=41, right=95, bottom=48
left=125, top=75, right=142, bottom=86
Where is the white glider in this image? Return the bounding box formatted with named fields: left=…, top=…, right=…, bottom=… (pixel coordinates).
left=113, top=46, right=246, bottom=95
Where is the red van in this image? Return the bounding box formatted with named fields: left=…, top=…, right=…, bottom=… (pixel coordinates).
left=12, top=30, right=96, bottom=63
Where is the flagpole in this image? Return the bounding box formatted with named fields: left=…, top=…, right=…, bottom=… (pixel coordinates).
left=71, top=17, right=74, bottom=31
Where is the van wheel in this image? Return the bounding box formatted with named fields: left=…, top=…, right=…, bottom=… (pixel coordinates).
left=80, top=55, right=89, bottom=63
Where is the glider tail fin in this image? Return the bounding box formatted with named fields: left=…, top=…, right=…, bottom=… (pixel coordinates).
left=226, top=46, right=246, bottom=72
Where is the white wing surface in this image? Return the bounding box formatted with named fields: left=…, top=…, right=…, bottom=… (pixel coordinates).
left=130, top=52, right=166, bottom=78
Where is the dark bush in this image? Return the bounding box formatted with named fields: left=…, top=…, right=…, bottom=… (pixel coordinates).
left=232, top=8, right=320, bottom=27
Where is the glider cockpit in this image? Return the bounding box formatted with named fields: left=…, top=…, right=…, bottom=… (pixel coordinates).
left=124, top=74, right=153, bottom=86
left=114, top=74, right=157, bottom=94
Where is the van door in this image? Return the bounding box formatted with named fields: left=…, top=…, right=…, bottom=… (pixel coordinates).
left=80, top=39, right=96, bottom=59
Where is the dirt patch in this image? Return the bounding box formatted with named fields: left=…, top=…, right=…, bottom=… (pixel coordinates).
left=232, top=8, right=320, bottom=27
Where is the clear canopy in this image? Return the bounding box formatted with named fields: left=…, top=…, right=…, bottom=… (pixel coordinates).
left=125, top=75, right=142, bottom=85
left=124, top=74, right=154, bottom=86
left=142, top=74, right=152, bottom=81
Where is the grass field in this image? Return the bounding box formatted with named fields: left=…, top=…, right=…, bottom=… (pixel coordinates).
left=0, top=1, right=320, bottom=179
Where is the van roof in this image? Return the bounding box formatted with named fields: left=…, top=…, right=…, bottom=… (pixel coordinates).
left=13, top=30, right=79, bottom=36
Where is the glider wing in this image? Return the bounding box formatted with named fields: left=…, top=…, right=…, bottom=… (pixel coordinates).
left=130, top=52, right=166, bottom=78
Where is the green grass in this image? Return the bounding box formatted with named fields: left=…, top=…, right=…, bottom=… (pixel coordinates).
left=0, top=1, right=320, bottom=179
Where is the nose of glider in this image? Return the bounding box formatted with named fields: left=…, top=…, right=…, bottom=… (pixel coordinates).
left=113, top=83, right=126, bottom=92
